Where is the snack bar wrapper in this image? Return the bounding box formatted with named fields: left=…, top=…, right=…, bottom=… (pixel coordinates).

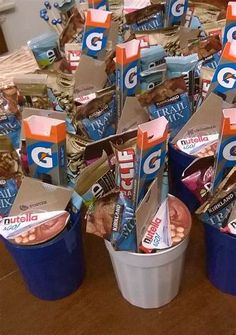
left=182, top=156, right=214, bottom=205
left=75, top=151, right=116, bottom=208
left=0, top=136, right=23, bottom=218
left=140, top=45, right=166, bottom=73
left=134, top=117, right=168, bottom=207
left=212, top=108, right=236, bottom=192
left=116, top=39, right=141, bottom=115
left=221, top=202, right=236, bottom=235
left=138, top=76, right=191, bottom=139
left=82, top=8, right=112, bottom=59
left=196, top=167, right=236, bottom=229
left=73, top=86, right=116, bottom=140
left=60, top=7, right=85, bottom=47
left=3, top=177, right=73, bottom=245
left=125, top=4, right=164, bottom=32
left=110, top=192, right=136, bottom=251
left=88, top=0, right=109, bottom=11
left=165, top=0, right=188, bottom=27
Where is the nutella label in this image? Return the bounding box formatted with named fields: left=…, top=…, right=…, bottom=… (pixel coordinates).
left=177, top=134, right=219, bottom=155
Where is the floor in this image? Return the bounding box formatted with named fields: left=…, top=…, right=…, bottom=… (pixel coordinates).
left=1, top=220, right=236, bottom=335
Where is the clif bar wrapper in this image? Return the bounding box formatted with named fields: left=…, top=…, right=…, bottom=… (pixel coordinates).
left=82, top=9, right=112, bottom=59
left=138, top=76, right=191, bottom=138
left=0, top=211, right=70, bottom=245
left=116, top=39, right=141, bottom=115
left=165, top=0, right=188, bottom=27
left=125, top=4, right=164, bottom=32
left=212, top=108, right=236, bottom=192
left=196, top=167, right=236, bottom=229
left=134, top=117, right=168, bottom=207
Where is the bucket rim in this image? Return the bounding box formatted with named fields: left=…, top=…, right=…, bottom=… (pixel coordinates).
left=105, top=234, right=189, bottom=257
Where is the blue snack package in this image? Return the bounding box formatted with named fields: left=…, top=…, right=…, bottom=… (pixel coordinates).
left=0, top=179, right=19, bottom=219
left=110, top=192, right=137, bottom=251
left=73, top=87, right=116, bottom=140
left=140, top=68, right=166, bottom=93
left=140, top=45, right=166, bottom=72
left=165, top=0, right=188, bottom=27
left=28, top=32, right=62, bottom=69
left=0, top=113, right=21, bottom=149
left=125, top=4, right=164, bottom=32
left=138, top=76, right=191, bottom=139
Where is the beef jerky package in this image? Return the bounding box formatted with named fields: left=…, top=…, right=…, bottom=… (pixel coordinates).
left=125, top=4, right=164, bottom=32
left=1, top=86, right=20, bottom=117
left=0, top=136, right=23, bottom=218
left=183, top=2, right=223, bottom=29
left=140, top=45, right=166, bottom=73
left=196, top=167, right=236, bottom=229
left=60, top=7, right=85, bottom=47
left=166, top=54, right=199, bottom=108
left=110, top=192, right=136, bottom=251
left=66, top=133, right=91, bottom=186
left=182, top=156, right=214, bottom=205
left=165, top=0, right=188, bottom=28
left=86, top=190, right=118, bottom=239
left=138, top=76, right=191, bottom=138
left=75, top=151, right=116, bottom=208
left=183, top=35, right=222, bottom=70
left=14, top=74, right=51, bottom=110
left=73, top=86, right=117, bottom=140
left=0, top=91, right=21, bottom=149
left=221, top=202, right=236, bottom=235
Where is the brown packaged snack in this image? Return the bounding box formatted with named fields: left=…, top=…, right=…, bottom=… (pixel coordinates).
left=60, top=7, right=85, bottom=48
left=1, top=86, right=20, bottom=116
left=183, top=35, right=222, bottom=60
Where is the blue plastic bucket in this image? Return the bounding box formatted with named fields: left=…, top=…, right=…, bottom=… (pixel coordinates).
left=168, top=143, right=200, bottom=213
left=3, top=213, right=85, bottom=300
left=204, top=222, right=236, bottom=295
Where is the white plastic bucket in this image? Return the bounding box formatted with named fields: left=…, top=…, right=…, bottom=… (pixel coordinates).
left=105, top=236, right=189, bottom=309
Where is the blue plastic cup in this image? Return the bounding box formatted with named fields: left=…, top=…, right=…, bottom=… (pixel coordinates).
left=204, top=222, right=236, bottom=295
left=3, top=213, right=85, bottom=300
left=168, top=143, right=200, bottom=213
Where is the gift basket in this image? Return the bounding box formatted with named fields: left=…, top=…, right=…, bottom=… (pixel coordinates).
left=0, top=0, right=234, bottom=306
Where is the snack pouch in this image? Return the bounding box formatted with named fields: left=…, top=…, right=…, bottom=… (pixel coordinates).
left=75, top=151, right=116, bottom=208
left=140, top=69, right=166, bottom=93
left=196, top=167, right=236, bottom=229
left=82, top=8, right=112, bottom=59
left=166, top=54, right=199, bottom=108
left=138, top=76, right=191, bottom=139
left=181, top=156, right=214, bottom=204
left=221, top=202, right=236, bottom=235
left=60, top=7, right=85, bottom=47
left=139, top=197, right=171, bottom=253
left=165, top=0, right=188, bottom=27
left=0, top=136, right=23, bottom=218
left=65, top=43, right=82, bottom=73
left=0, top=94, right=21, bottom=149
left=140, top=45, right=166, bottom=73
left=202, top=19, right=226, bottom=41
left=73, top=86, right=116, bottom=140
left=86, top=191, right=118, bottom=239
left=28, top=32, right=61, bottom=69
left=125, top=4, right=164, bottom=32
left=110, top=192, right=136, bottom=251
left=14, top=74, right=51, bottom=110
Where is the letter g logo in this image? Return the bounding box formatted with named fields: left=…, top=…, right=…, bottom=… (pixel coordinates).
left=31, top=147, right=53, bottom=168
left=124, top=66, right=138, bottom=89
left=171, top=0, right=185, bottom=17
left=227, top=26, right=236, bottom=42
left=86, top=32, right=103, bottom=51
left=217, top=67, right=236, bottom=89
left=143, top=150, right=161, bottom=175
left=223, top=141, right=236, bottom=161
